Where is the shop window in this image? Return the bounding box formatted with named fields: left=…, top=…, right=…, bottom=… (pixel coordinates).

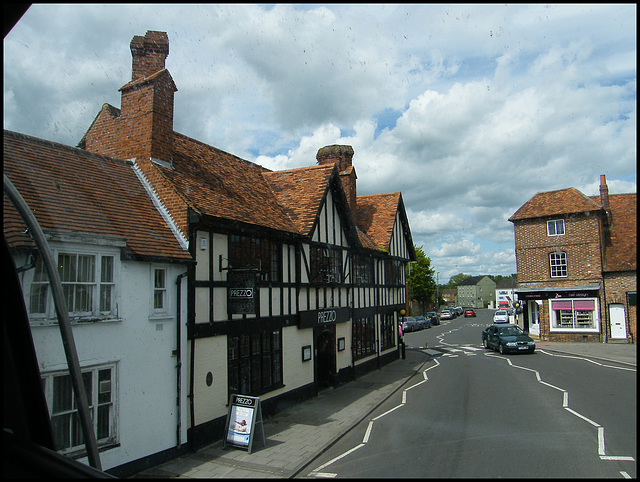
left=550, top=298, right=598, bottom=331
left=228, top=330, right=282, bottom=396
left=353, top=316, right=376, bottom=360
left=380, top=313, right=395, bottom=350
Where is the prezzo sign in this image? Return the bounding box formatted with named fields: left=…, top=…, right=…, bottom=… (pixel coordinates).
left=298, top=307, right=350, bottom=329
left=228, top=271, right=258, bottom=315
left=223, top=394, right=265, bottom=454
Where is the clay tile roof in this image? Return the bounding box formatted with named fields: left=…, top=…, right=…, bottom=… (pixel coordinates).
left=3, top=130, right=191, bottom=262
left=155, top=133, right=298, bottom=233
left=597, top=193, right=637, bottom=272
left=356, top=192, right=401, bottom=251
left=509, top=187, right=601, bottom=221
left=263, top=164, right=335, bottom=236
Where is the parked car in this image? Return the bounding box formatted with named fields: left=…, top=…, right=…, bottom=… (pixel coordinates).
left=464, top=309, right=476, bottom=317
left=454, top=306, right=464, bottom=316
left=402, top=316, right=421, bottom=332
left=415, top=315, right=431, bottom=329
left=400, top=319, right=413, bottom=333
left=446, top=306, right=458, bottom=317
left=493, top=310, right=510, bottom=323
left=426, top=312, right=439, bottom=325
left=439, top=309, right=453, bottom=320
left=482, top=324, right=536, bottom=354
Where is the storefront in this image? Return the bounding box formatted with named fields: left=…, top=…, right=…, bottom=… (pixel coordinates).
left=516, top=285, right=602, bottom=342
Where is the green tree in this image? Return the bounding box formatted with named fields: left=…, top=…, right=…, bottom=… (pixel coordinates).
left=447, top=272, right=471, bottom=288
left=407, top=245, right=436, bottom=306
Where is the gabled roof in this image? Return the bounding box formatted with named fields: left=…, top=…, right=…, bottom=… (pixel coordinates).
left=3, top=130, right=191, bottom=262
left=356, top=192, right=402, bottom=251
left=592, top=193, right=637, bottom=272
left=154, top=133, right=298, bottom=234
left=459, top=275, right=494, bottom=286
left=509, top=187, right=601, bottom=221
left=262, top=164, right=335, bottom=236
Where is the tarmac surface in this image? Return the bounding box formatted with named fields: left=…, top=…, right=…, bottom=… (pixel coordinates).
left=132, top=340, right=636, bottom=479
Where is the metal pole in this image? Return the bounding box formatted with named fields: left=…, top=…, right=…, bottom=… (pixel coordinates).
left=4, top=174, right=102, bottom=470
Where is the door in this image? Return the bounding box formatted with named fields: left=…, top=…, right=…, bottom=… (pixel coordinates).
left=315, top=325, right=336, bottom=388
left=609, top=304, right=627, bottom=339
left=528, top=301, right=540, bottom=337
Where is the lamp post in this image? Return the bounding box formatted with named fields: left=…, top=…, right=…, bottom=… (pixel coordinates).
left=399, top=308, right=406, bottom=359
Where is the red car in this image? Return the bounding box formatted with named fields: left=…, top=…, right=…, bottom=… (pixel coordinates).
left=464, top=309, right=476, bottom=317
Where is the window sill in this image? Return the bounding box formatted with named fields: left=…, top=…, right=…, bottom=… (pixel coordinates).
left=30, top=316, right=123, bottom=327
left=148, top=313, right=174, bottom=322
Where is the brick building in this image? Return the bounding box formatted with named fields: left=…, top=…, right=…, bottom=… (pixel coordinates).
left=509, top=175, right=636, bottom=343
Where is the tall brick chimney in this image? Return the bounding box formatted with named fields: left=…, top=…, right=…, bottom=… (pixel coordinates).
left=118, top=30, right=176, bottom=165
left=317, top=145, right=357, bottom=219
left=599, top=174, right=610, bottom=210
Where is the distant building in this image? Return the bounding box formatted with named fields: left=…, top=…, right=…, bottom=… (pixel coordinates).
left=509, top=175, right=636, bottom=343
left=496, top=278, right=518, bottom=309
left=456, top=276, right=497, bottom=308
left=441, top=288, right=457, bottom=305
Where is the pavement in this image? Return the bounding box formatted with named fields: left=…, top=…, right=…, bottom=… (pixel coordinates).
left=132, top=340, right=636, bottom=479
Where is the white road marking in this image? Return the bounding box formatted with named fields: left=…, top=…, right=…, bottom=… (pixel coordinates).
left=485, top=352, right=635, bottom=463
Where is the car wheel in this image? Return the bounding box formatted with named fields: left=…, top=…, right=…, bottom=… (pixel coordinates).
left=482, top=339, right=489, bottom=349
left=499, top=343, right=505, bottom=354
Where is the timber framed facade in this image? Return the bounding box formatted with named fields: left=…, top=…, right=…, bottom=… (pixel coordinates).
left=79, top=30, right=417, bottom=452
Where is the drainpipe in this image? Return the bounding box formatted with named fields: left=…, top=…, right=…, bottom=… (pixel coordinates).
left=175, top=271, right=188, bottom=449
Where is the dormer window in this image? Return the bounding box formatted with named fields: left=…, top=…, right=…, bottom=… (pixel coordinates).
left=547, top=219, right=565, bottom=236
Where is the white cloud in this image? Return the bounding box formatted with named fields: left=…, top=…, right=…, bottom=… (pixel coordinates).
left=4, top=4, right=636, bottom=284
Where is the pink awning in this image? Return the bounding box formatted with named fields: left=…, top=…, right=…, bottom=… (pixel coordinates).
left=574, top=300, right=595, bottom=311
left=551, top=300, right=573, bottom=310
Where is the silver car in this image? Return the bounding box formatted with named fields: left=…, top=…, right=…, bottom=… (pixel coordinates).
left=493, top=310, right=510, bottom=324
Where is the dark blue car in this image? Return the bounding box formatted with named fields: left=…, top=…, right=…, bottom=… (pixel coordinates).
left=482, top=324, right=536, bottom=354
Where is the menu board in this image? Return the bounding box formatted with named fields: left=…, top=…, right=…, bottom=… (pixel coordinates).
left=223, top=394, right=265, bottom=453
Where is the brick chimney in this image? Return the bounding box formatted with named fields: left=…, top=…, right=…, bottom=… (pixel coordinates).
left=317, top=145, right=357, bottom=219
left=599, top=174, right=610, bottom=210
left=118, top=31, right=176, bottom=166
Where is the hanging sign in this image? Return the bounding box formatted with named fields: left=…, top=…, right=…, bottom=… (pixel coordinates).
left=223, top=394, right=265, bottom=454
left=228, top=271, right=258, bottom=315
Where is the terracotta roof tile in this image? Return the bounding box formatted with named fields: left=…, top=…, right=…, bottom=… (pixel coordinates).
left=150, top=133, right=298, bottom=233
left=596, top=193, right=636, bottom=272
left=356, top=192, right=401, bottom=251
left=263, top=164, right=335, bottom=236
left=509, top=187, right=601, bottom=221
left=3, top=130, right=191, bottom=262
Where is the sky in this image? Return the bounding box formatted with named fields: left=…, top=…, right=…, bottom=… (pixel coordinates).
left=4, top=4, right=636, bottom=284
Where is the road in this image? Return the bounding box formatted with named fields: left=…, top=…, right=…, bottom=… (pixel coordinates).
left=302, top=310, right=636, bottom=479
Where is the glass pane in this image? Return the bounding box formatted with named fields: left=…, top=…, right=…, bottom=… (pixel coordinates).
left=75, top=285, right=93, bottom=312
left=100, top=285, right=112, bottom=312
left=71, top=411, right=85, bottom=447
left=53, top=375, right=73, bottom=413
left=29, top=284, right=48, bottom=313
left=51, top=413, right=71, bottom=450
left=154, top=269, right=165, bottom=289
left=154, top=289, right=164, bottom=309
left=33, top=256, right=48, bottom=282
left=58, top=254, right=76, bottom=282
left=101, top=256, right=114, bottom=283
left=98, top=369, right=111, bottom=404
left=77, top=255, right=95, bottom=282
left=97, top=405, right=110, bottom=440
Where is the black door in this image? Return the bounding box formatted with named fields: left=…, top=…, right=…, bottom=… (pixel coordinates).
left=315, top=326, right=336, bottom=388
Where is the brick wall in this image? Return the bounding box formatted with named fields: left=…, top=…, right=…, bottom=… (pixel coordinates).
left=514, top=213, right=602, bottom=285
